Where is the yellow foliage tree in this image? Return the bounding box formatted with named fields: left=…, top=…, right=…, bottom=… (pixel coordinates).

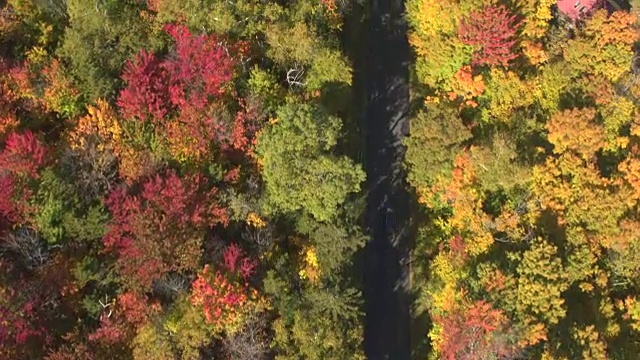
left=480, top=68, right=539, bottom=123
left=430, top=151, right=494, bottom=257
left=546, top=108, right=604, bottom=159
left=517, top=0, right=555, bottom=64
left=67, top=99, right=122, bottom=152
left=564, top=10, right=637, bottom=82
left=502, top=239, right=569, bottom=346
left=406, top=0, right=473, bottom=89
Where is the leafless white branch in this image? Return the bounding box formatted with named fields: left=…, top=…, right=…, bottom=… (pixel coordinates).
left=2, top=228, right=49, bottom=270
left=286, top=65, right=307, bottom=87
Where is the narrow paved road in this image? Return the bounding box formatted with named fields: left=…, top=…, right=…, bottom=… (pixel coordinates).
left=362, top=0, right=411, bottom=358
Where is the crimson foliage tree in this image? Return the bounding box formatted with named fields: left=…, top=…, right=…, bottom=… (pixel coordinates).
left=163, top=24, right=234, bottom=109
left=190, top=243, right=258, bottom=332
left=104, top=170, right=228, bottom=290
left=117, top=25, right=241, bottom=158
left=0, top=130, right=48, bottom=179
left=0, top=296, right=48, bottom=357
left=117, top=25, right=234, bottom=115
left=117, top=50, right=171, bottom=123
left=0, top=131, right=48, bottom=232
left=458, top=5, right=521, bottom=67
left=0, top=175, right=23, bottom=232
left=0, top=260, right=51, bottom=359
left=117, top=25, right=234, bottom=123
left=435, top=300, right=517, bottom=360
left=222, top=242, right=257, bottom=279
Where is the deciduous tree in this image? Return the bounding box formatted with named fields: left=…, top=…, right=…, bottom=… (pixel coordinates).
left=254, top=103, right=364, bottom=221
left=0, top=130, right=48, bottom=179
left=458, top=5, right=521, bottom=68
left=433, top=300, right=517, bottom=360
left=103, top=170, right=228, bottom=290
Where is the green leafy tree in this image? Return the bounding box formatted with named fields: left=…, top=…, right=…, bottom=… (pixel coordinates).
left=404, top=102, right=472, bottom=192
left=265, top=22, right=352, bottom=91
left=264, top=268, right=364, bottom=360
left=255, top=102, right=364, bottom=221
left=59, top=0, right=153, bottom=100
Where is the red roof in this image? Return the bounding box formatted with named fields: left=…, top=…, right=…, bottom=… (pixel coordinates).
left=557, top=0, right=600, bottom=20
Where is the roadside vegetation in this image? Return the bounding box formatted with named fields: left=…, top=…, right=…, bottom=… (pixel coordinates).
left=1, top=0, right=640, bottom=359
left=405, top=0, right=640, bottom=358
left=0, top=1, right=366, bottom=359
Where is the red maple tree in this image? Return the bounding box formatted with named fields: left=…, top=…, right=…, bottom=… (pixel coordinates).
left=0, top=130, right=47, bottom=233
left=435, top=300, right=517, bottom=360
left=119, top=25, right=234, bottom=123
left=117, top=292, right=161, bottom=329
left=87, top=315, right=126, bottom=346
left=118, top=50, right=171, bottom=123
left=117, top=25, right=245, bottom=158
left=191, top=244, right=257, bottom=331
left=223, top=242, right=257, bottom=279
left=0, top=174, right=23, bottom=232
left=163, top=24, right=234, bottom=109
left=103, top=170, right=228, bottom=290
left=458, top=5, right=521, bottom=67
left=0, top=261, right=51, bottom=358
left=0, top=130, right=48, bottom=179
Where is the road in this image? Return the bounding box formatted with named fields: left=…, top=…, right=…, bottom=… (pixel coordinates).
left=362, top=0, right=412, bottom=358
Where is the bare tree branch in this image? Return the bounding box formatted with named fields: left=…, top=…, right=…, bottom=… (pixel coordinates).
left=152, top=272, right=189, bottom=300
left=2, top=227, right=49, bottom=270
left=286, top=64, right=307, bottom=87
left=223, top=312, right=269, bottom=360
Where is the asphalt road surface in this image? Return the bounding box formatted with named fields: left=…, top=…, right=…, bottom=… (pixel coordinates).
left=362, top=0, right=412, bottom=358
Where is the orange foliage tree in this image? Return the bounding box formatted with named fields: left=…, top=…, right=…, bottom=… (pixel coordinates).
left=434, top=300, right=517, bottom=360
left=190, top=243, right=259, bottom=335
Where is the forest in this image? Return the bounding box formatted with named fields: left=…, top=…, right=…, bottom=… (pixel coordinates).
left=0, top=0, right=638, bottom=359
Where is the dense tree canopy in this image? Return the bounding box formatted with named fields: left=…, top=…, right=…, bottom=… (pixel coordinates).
left=407, top=1, right=640, bottom=359
left=255, top=102, right=364, bottom=221
left=1, top=0, right=639, bottom=358
left=0, top=0, right=364, bottom=358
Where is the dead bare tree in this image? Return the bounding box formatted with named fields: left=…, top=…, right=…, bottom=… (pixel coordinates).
left=60, top=140, right=118, bottom=204
left=222, top=312, right=269, bottom=360
left=245, top=174, right=261, bottom=196
left=2, top=227, right=49, bottom=270
left=98, top=294, right=113, bottom=320
left=243, top=223, right=276, bottom=255
left=152, top=272, right=189, bottom=300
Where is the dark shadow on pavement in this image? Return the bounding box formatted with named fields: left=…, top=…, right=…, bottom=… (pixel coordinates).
left=362, top=0, right=413, bottom=359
